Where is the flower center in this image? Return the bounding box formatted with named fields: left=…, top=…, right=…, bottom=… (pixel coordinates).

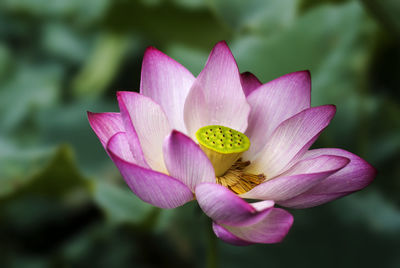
left=196, top=125, right=265, bottom=194
left=196, top=125, right=250, bottom=176
left=217, top=159, right=265, bottom=195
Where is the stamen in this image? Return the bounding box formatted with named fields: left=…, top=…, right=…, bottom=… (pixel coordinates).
left=216, top=159, right=266, bottom=194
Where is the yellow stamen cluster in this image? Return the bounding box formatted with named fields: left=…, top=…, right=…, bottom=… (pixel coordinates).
left=216, top=159, right=265, bottom=195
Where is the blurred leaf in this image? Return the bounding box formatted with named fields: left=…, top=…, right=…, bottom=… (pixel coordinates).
left=0, top=145, right=89, bottom=201
left=60, top=220, right=192, bottom=267
left=360, top=0, right=400, bottom=37
left=363, top=97, right=400, bottom=163
left=166, top=43, right=209, bottom=76
left=232, top=2, right=366, bottom=82
left=5, top=255, right=49, bottom=268
left=171, top=0, right=207, bottom=9
left=161, top=202, right=206, bottom=265
left=0, top=0, right=110, bottom=25
left=0, top=62, right=61, bottom=132
left=0, top=43, right=11, bottom=80
left=104, top=0, right=230, bottom=49
left=0, top=139, right=52, bottom=198
left=92, top=181, right=153, bottom=224
left=42, top=23, right=91, bottom=63
left=60, top=223, right=141, bottom=268
left=0, top=144, right=91, bottom=248
left=207, top=0, right=299, bottom=35
left=362, top=97, right=400, bottom=202
left=333, top=190, right=400, bottom=235
left=36, top=100, right=118, bottom=173
left=299, top=0, right=350, bottom=12
left=0, top=62, right=63, bottom=198
left=72, top=32, right=132, bottom=99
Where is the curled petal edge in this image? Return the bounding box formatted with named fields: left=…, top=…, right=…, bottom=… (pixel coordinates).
left=196, top=183, right=275, bottom=227
left=106, top=132, right=194, bottom=209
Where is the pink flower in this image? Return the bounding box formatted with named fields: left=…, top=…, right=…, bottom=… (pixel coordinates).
left=88, top=41, right=376, bottom=245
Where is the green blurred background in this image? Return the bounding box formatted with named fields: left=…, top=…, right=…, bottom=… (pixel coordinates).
left=0, top=0, right=399, bottom=267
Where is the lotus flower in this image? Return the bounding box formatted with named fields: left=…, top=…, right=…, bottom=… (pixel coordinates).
left=88, top=41, right=376, bottom=246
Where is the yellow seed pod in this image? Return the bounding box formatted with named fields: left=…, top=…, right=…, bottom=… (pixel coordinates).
left=196, top=125, right=250, bottom=176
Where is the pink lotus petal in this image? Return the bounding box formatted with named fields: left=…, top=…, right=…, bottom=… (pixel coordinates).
left=117, top=91, right=171, bottom=173
left=87, top=112, right=124, bottom=148
left=212, top=223, right=253, bottom=246
left=221, top=208, right=293, bottom=244
left=250, top=200, right=276, bottom=211
left=163, top=130, right=216, bottom=191
left=240, top=71, right=262, bottom=96
left=195, top=183, right=275, bottom=227
left=184, top=41, right=250, bottom=138
left=107, top=132, right=193, bottom=209
left=244, top=71, right=311, bottom=160
left=301, top=148, right=376, bottom=193
left=277, top=192, right=351, bottom=209
left=241, top=155, right=350, bottom=201
left=117, top=95, right=149, bottom=168
left=248, top=105, right=336, bottom=178
left=104, top=131, right=135, bottom=162
left=87, top=42, right=377, bottom=246
left=277, top=148, right=376, bottom=208
left=140, top=47, right=195, bottom=133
